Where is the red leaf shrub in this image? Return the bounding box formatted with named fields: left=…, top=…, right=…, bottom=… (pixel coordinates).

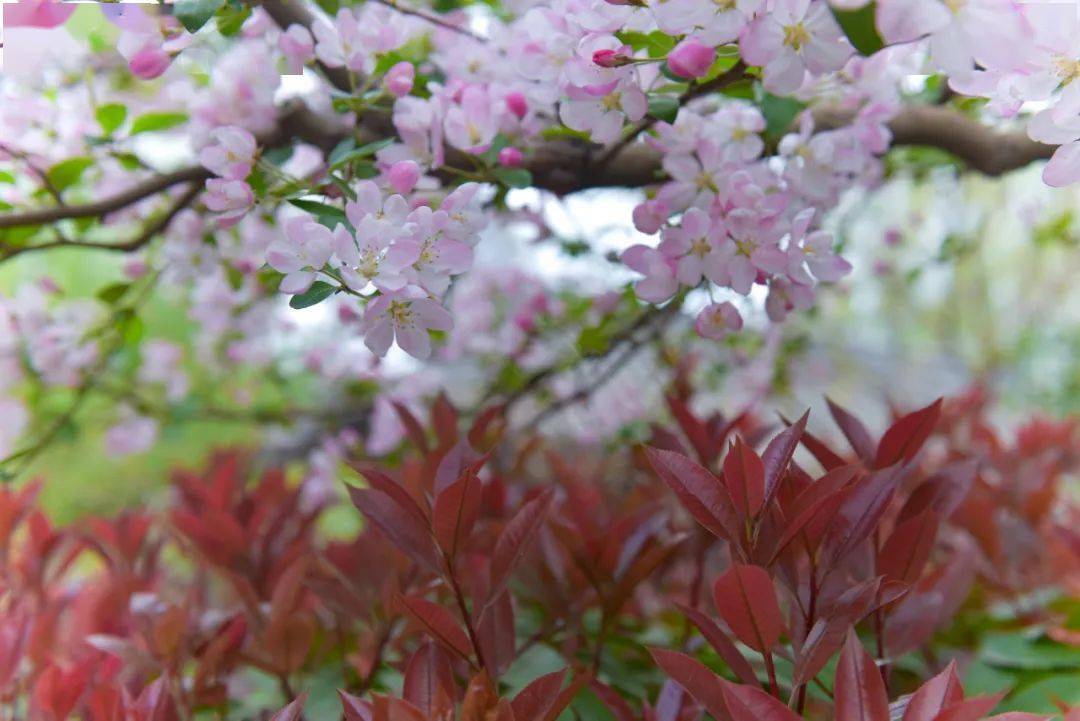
left=0, top=388, right=1077, bottom=720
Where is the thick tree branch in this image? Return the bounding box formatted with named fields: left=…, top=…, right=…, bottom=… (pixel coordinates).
left=0, top=182, right=202, bottom=261
left=258, top=0, right=354, bottom=93
left=815, top=103, right=1055, bottom=176
left=0, top=166, right=209, bottom=230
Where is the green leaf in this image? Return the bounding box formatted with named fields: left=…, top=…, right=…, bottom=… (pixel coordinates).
left=289, top=281, right=338, bottom=309
left=95, top=103, right=127, bottom=136
left=758, top=88, right=805, bottom=141
left=647, top=95, right=680, bottom=123
left=615, top=30, right=676, bottom=59
left=287, top=198, right=348, bottom=229
left=174, top=0, right=225, bottom=33
left=130, top=112, right=189, bottom=135
left=96, top=282, right=131, bottom=305
left=831, top=2, right=884, bottom=56
left=493, top=167, right=533, bottom=189
left=215, top=3, right=251, bottom=36
left=0, top=171, right=16, bottom=184
left=46, top=157, right=94, bottom=192
left=329, top=138, right=395, bottom=170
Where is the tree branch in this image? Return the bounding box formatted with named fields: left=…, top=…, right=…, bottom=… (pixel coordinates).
left=0, top=182, right=202, bottom=261
left=815, top=103, right=1055, bottom=176
left=0, top=166, right=209, bottom=230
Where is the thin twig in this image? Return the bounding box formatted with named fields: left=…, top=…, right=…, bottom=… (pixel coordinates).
left=373, top=0, right=487, bottom=41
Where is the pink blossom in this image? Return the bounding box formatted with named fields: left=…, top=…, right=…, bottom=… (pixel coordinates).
left=633, top=199, right=671, bottom=235
left=204, top=179, right=255, bottom=228
left=695, top=302, right=743, bottom=339
left=199, top=126, right=258, bottom=181
left=504, top=92, right=529, bottom=119
left=279, top=24, right=315, bottom=75
left=497, top=147, right=524, bottom=167
left=725, top=208, right=788, bottom=295
left=105, top=408, right=159, bottom=457
left=265, top=216, right=339, bottom=294
left=785, top=209, right=851, bottom=284
left=384, top=62, right=416, bottom=97
left=444, top=86, right=499, bottom=154
left=559, top=78, right=647, bottom=145
left=403, top=206, right=475, bottom=295
left=667, top=38, right=717, bottom=79
left=739, top=0, right=853, bottom=94
left=138, top=340, right=189, bottom=401
left=386, top=160, right=421, bottom=195
left=658, top=208, right=733, bottom=286
left=361, top=287, right=453, bottom=359
left=313, top=8, right=369, bottom=73
left=129, top=45, right=173, bottom=80
left=766, top=277, right=815, bottom=322
left=622, top=245, right=679, bottom=303
left=0, top=398, right=28, bottom=459
left=593, top=46, right=634, bottom=68
left=4, top=0, right=76, bottom=28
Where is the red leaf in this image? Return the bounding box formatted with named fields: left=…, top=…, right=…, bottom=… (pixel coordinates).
left=720, top=680, right=802, bottom=721
left=347, top=486, right=441, bottom=573
left=433, top=471, right=482, bottom=560
left=403, top=642, right=455, bottom=718
left=511, top=670, right=566, bottom=721
left=762, top=411, right=808, bottom=505
left=476, top=590, right=516, bottom=678
left=488, top=490, right=553, bottom=603
left=431, top=392, right=458, bottom=448
left=589, top=680, right=636, bottom=721
left=667, top=395, right=716, bottom=465
left=898, top=461, right=976, bottom=524
left=765, top=487, right=846, bottom=566
left=645, top=447, right=740, bottom=543
left=794, top=578, right=882, bottom=685
left=878, top=509, right=940, bottom=584
left=339, top=690, right=372, bottom=721
left=834, top=631, right=889, bottom=721
left=676, top=603, right=758, bottom=686
left=393, top=401, right=430, bottom=455
left=269, top=693, right=309, bottom=721
left=397, top=595, right=475, bottom=663
left=901, top=660, right=963, bottom=721
left=827, top=398, right=876, bottom=463
left=649, top=647, right=731, bottom=721
left=932, top=693, right=1007, bottom=721
left=783, top=413, right=845, bottom=471
left=875, top=399, right=942, bottom=469
left=821, top=465, right=904, bottom=570
left=538, top=672, right=591, bottom=721
left=723, top=438, right=766, bottom=518
left=712, top=564, right=783, bottom=652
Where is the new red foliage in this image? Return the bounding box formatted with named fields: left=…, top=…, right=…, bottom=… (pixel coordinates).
left=0, top=386, right=1077, bottom=720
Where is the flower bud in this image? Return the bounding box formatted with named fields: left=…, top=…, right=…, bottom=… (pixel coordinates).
left=384, top=61, right=415, bottom=98
left=666, top=38, right=716, bottom=79
left=504, top=91, right=528, bottom=119
left=497, top=147, right=524, bottom=168
left=387, top=160, right=421, bottom=195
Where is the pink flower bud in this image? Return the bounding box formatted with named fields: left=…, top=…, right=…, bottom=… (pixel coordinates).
left=127, top=44, right=171, bottom=79
left=123, top=259, right=149, bottom=279
left=592, top=46, right=632, bottom=68
left=497, top=147, right=524, bottom=168
left=387, top=160, right=421, bottom=195
left=632, top=199, right=669, bottom=235
left=129, top=45, right=172, bottom=80
left=504, top=92, right=528, bottom=119
left=384, top=61, right=415, bottom=98
left=666, top=38, right=716, bottom=79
